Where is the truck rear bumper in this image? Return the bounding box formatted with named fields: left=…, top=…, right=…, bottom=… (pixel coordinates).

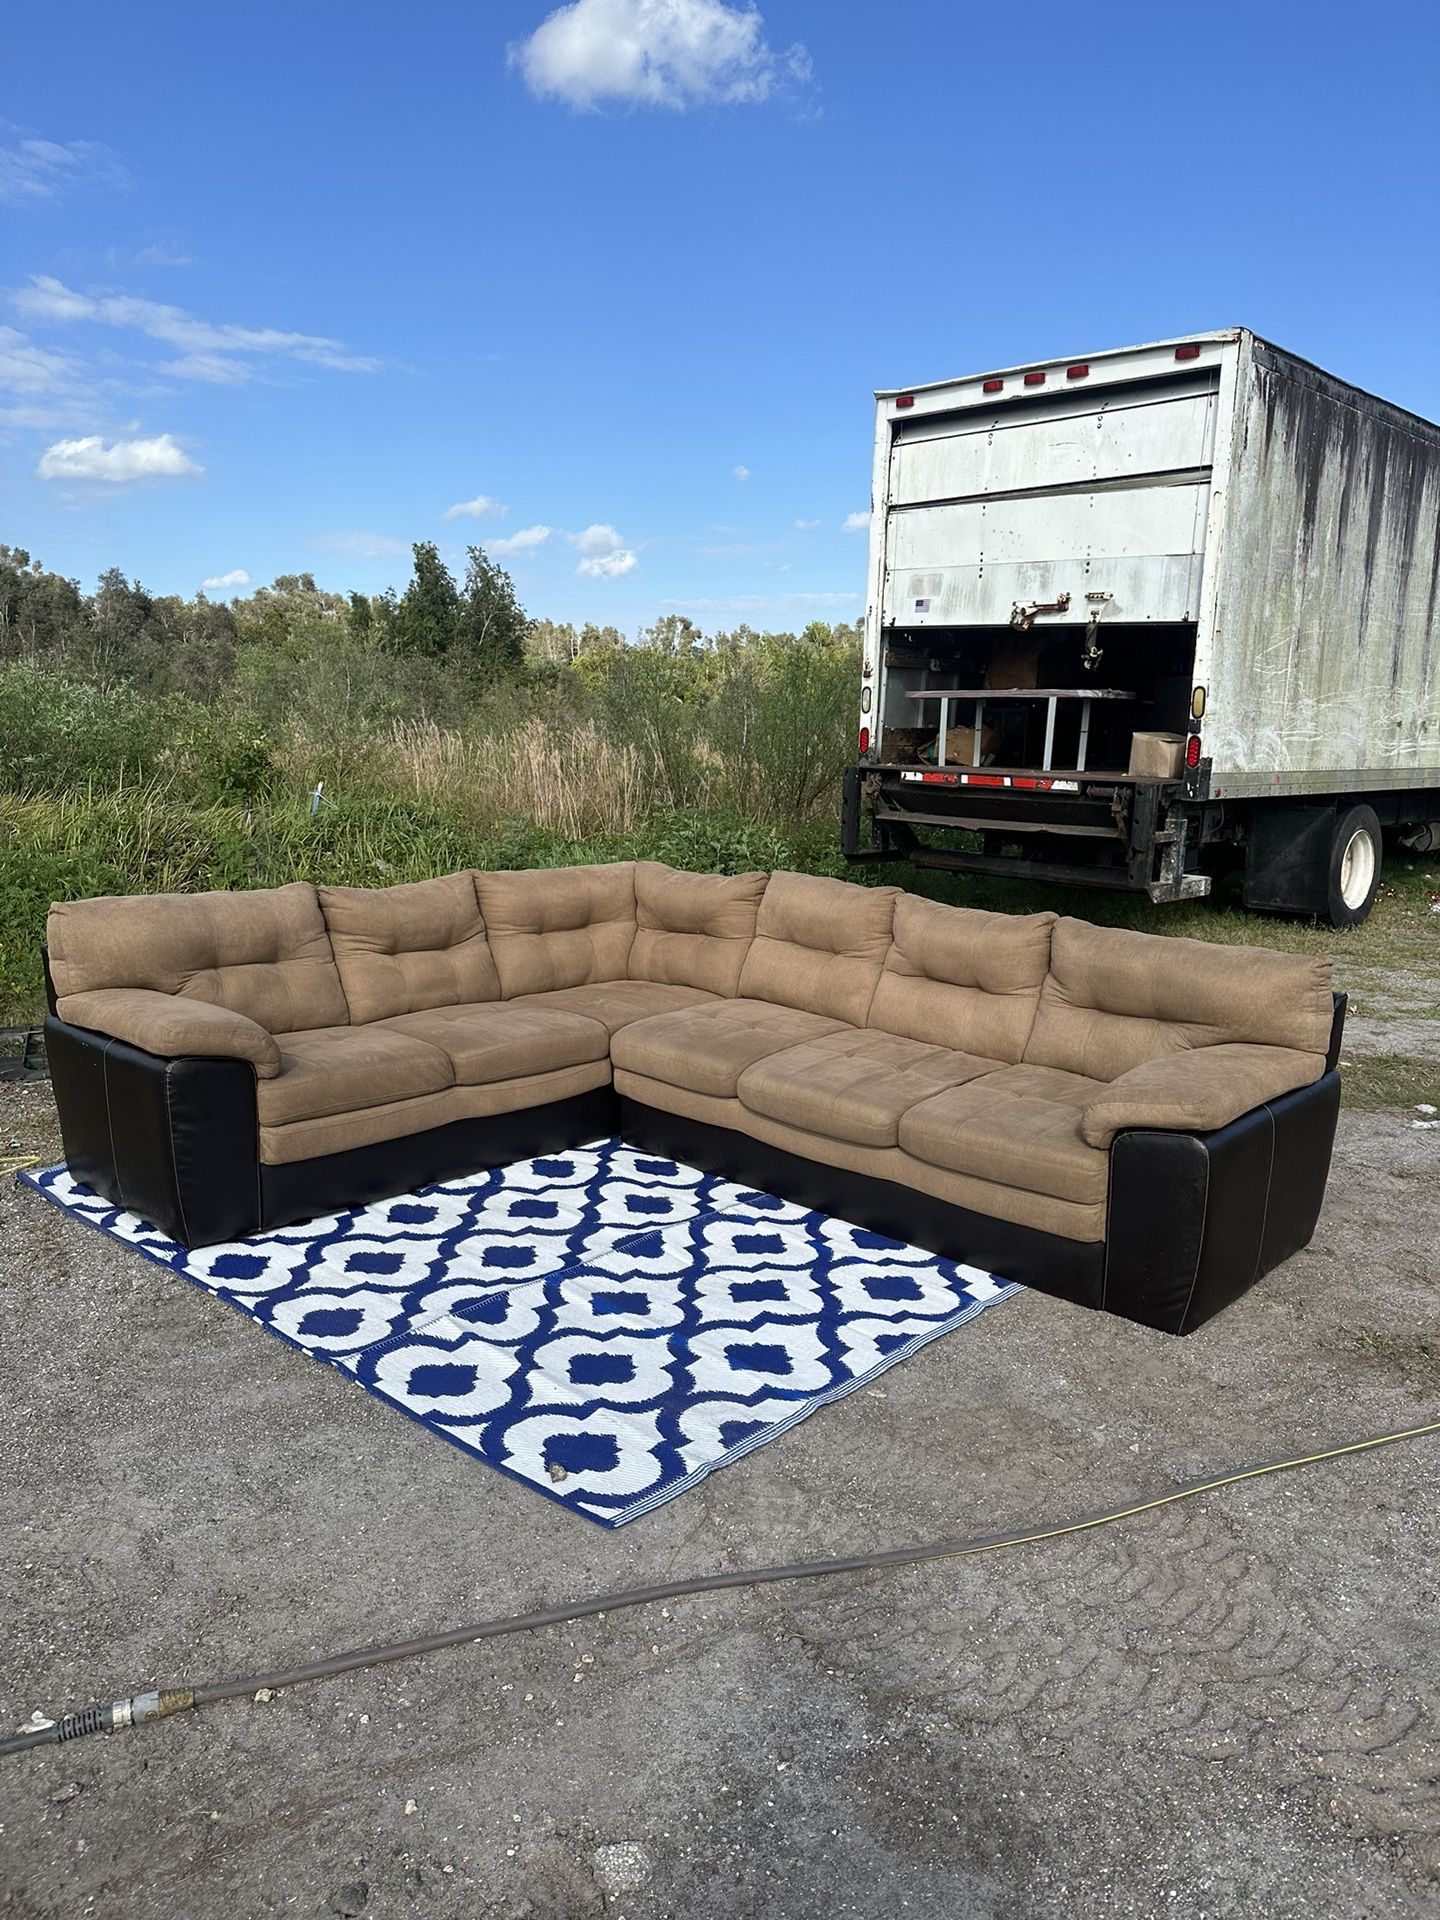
left=842, top=765, right=1211, bottom=902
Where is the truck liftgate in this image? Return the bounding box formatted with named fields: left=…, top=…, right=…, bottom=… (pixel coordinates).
left=845, top=330, right=1440, bottom=925
left=841, top=763, right=1210, bottom=902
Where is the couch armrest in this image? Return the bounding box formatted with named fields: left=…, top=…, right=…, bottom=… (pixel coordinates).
left=1080, top=1044, right=1325, bottom=1149
left=54, top=987, right=282, bottom=1079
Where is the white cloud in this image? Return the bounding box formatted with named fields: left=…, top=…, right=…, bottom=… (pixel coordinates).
left=579, top=548, right=638, bottom=578
left=200, top=568, right=250, bottom=592
left=510, top=0, right=809, bottom=111
left=487, top=524, right=553, bottom=558
left=732, top=463, right=750, bottom=481
left=131, top=244, right=192, bottom=269
left=443, top=494, right=508, bottom=522
left=843, top=510, right=869, bottom=532
left=571, top=523, right=627, bottom=556
left=569, top=523, right=638, bottom=578
left=0, top=325, right=81, bottom=395
left=36, top=432, right=202, bottom=483
left=794, top=517, right=821, bottom=531
left=12, top=275, right=380, bottom=376
left=0, top=134, right=126, bottom=205
left=314, top=531, right=410, bottom=561
left=161, top=351, right=250, bottom=385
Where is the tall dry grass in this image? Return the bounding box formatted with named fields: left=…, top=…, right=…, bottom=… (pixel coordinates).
left=380, top=718, right=653, bottom=838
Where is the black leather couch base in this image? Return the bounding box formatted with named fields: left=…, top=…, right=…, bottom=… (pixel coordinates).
left=1103, top=1070, right=1341, bottom=1334
left=617, top=1094, right=1107, bottom=1310
left=42, top=1008, right=1342, bottom=1336
left=260, top=1087, right=617, bottom=1233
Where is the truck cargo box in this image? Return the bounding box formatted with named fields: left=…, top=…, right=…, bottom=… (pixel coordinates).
left=846, top=330, right=1440, bottom=923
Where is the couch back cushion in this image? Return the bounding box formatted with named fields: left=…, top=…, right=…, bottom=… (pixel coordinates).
left=474, top=862, right=637, bottom=997
left=1024, top=917, right=1335, bottom=1080
left=628, top=862, right=766, bottom=996
left=319, top=872, right=501, bottom=1024
left=737, top=872, right=899, bottom=1027
left=47, top=883, right=348, bottom=1034
left=868, top=896, right=1055, bottom=1062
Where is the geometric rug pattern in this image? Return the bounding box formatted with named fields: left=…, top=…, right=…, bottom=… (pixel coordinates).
left=20, top=1143, right=1019, bottom=1526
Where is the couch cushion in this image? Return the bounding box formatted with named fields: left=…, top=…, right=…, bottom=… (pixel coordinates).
left=1025, top=918, right=1335, bottom=1080
left=616, top=1068, right=1107, bottom=1243
left=516, top=981, right=718, bottom=1035
left=629, top=862, right=767, bottom=996
left=611, top=998, right=845, bottom=1100
left=898, top=1063, right=1109, bottom=1205
left=737, top=1029, right=1008, bottom=1150
left=380, top=1002, right=609, bottom=1083
left=319, top=872, right=500, bottom=1024
left=737, top=872, right=899, bottom=1026
left=47, top=882, right=348, bottom=1034
left=474, top=863, right=636, bottom=997
left=868, top=895, right=1055, bottom=1063
left=258, top=1024, right=453, bottom=1128
left=259, top=1062, right=612, bottom=1165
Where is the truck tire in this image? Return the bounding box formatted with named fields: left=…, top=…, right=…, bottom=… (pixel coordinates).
left=1327, top=804, right=1383, bottom=927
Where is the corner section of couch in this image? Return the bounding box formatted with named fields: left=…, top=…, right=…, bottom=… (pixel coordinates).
left=40, top=864, right=1344, bottom=1333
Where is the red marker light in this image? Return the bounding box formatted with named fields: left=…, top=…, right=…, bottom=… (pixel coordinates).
left=895, top=394, right=915, bottom=409
left=983, top=378, right=1004, bottom=393
left=1066, top=364, right=1090, bottom=380
left=1175, top=344, right=1201, bottom=361
left=1185, top=733, right=1202, bottom=768
left=859, top=726, right=871, bottom=755
left=1023, top=371, right=1046, bottom=386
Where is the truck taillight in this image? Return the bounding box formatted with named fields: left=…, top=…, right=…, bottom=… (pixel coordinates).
left=1175, top=344, right=1201, bottom=361
left=1066, top=364, right=1089, bottom=380
left=1185, top=733, right=1202, bottom=769
left=859, top=726, right=870, bottom=756
left=1023, top=371, right=1046, bottom=386
left=983, top=378, right=1004, bottom=393
left=895, top=394, right=915, bottom=409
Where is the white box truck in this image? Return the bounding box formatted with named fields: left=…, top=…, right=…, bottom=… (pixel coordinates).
left=842, top=329, right=1440, bottom=924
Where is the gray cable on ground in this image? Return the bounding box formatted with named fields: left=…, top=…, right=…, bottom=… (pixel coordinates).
left=4, top=1415, right=1436, bottom=1761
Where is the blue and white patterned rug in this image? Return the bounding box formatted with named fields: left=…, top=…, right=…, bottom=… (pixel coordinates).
left=20, top=1143, right=1019, bottom=1527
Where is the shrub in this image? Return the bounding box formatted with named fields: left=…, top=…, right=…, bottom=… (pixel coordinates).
left=0, top=663, right=180, bottom=794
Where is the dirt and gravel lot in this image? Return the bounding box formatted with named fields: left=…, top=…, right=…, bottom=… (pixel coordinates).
left=2, top=899, right=1437, bottom=1920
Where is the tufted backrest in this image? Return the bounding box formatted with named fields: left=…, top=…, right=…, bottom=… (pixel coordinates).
left=737, top=871, right=899, bottom=1027
left=1024, top=917, right=1335, bottom=1080
left=46, top=883, right=349, bottom=1034
left=869, top=896, right=1055, bottom=1063
left=628, top=862, right=767, bottom=997
left=474, top=862, right=637, bottom=997
left=318, top=872, right=501, bottom=1024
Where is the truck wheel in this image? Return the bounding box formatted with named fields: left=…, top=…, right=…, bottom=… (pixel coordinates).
left=1327, top=804, right=1383, bottom=927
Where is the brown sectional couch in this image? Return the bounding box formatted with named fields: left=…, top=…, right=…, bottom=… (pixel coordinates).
left=42, top=863, right=1345, bottom=1334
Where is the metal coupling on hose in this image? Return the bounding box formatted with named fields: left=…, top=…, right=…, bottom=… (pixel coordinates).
left=60, top=1689, right=195, bottom=1742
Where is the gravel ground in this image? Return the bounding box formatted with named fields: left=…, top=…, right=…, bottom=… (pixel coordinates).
left=1, top=1077, right=1437, bottom=1920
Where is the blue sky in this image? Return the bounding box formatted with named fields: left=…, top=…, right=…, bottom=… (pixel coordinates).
left=3, top=0, right=1437, bottom=633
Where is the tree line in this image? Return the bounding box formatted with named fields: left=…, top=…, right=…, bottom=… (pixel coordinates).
left=0, top=541, right=860, bottom=704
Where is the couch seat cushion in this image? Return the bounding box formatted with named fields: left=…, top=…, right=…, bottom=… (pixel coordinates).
left=737, top=1030, right=1008, bottom=1150
left=612, top=998, right=846, bottom=1100
left=259, top=1025, right=453, bottom=1128
left=380, top=1003, right=609, bottom=1083
left=516, top=981, right=717, bottom=1035
left=898, top=1063, right=1109, bottom=1205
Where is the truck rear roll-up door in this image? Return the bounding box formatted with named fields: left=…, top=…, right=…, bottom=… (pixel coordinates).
left=885, top=485, right=1210, bottom=627
left=884, top=371, right=1219, bottom=628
